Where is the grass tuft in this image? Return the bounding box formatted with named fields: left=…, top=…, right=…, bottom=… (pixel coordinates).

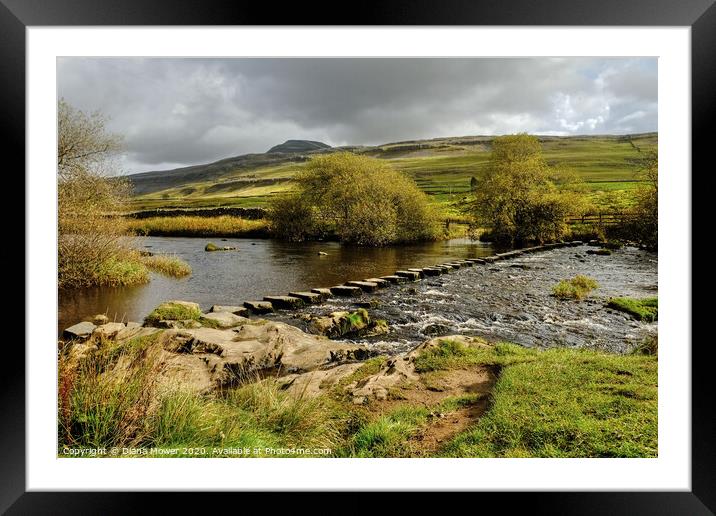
left=140, top=254, right=191, bottom=277
left=552, top=275, right=599, bottom=300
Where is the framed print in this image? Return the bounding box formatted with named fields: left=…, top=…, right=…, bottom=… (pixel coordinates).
left=5, top=0, right=713, bottom=511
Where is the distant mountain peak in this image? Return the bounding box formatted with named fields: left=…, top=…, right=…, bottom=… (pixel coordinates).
left=267, top=140, right=332, bottom=154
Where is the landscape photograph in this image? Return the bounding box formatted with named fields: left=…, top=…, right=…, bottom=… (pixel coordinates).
left=57, top=57, right=658, bottom=459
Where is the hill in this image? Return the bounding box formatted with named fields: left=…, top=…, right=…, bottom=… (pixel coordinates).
left=267, top=139, right=332, bottom=154
left=127, top=132, right=657, bottom=212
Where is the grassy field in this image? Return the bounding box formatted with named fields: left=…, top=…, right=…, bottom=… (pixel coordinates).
left=59, top=334, right=657, bottom=458
left=128, top=133, right=657, bottom=212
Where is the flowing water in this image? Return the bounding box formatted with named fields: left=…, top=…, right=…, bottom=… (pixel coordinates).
left=58, top=237, right=657, bottom=354
left=266, top=245, right=658, bottom=354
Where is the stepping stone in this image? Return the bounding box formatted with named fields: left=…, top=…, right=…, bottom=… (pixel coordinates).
left=496, top=251, right=522, bottom=259
left=455, top=260, right=474, bottom=267
left=570, top=240, right=584, bottom=246
left=243, top=300, right=274, bottom=314
left=445, top=262, right=463, bottom=268
left=311, top=288, right=333, bottom=299
left=433, top=265, right=451, bottom=272
left=482, top=256, right=498, bottom=263
left=210, top=305, right=249, bottom=317
left=330, top=285, right=363, bottom=297
left=422, top=267, right=442, bottom=276
left=466, top=258, right=486, bottom=264
left=380, top=275, right=407, bottom=284
left=63, top=321, right=96, bottom=340
left=395, top=270, right=420, bottom=280
left=364, top=278, right=390, bottom=288
left=289, top=291, right=323, bottom=304
left=407, top=268, right=426, bottom=278
left=346, top=280, right=379, bottom=292
left=263, top=295, right=305, bottom=310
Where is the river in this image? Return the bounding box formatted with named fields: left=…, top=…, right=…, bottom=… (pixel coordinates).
left=58, top=237, right=657, bottom=353
left=58, top=236, right=501, bottom=335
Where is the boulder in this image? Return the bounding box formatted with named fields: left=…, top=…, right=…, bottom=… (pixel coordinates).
left=308, top=309, right=371, bottom=338
left=318, top=251, right=328, bottom=256
left=263, top=295, right=305, bottom=310
left=63, top=321, right=96, bottom=340
left=201, top=311, right=248, bottom=328
left=209, top=305, right=249, bottom=317
left=92, top=322, right=126, bottom=340
left=243, top=300, right=274, bottom=314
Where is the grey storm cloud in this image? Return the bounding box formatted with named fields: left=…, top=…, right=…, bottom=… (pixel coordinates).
left=57, top=57, right=657, bottom=173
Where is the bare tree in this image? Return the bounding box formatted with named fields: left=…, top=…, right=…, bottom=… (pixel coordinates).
left=58, top=99, right=136, bottom=289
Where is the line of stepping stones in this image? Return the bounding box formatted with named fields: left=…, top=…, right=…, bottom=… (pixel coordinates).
left=217, top=241, right=584, bottom=317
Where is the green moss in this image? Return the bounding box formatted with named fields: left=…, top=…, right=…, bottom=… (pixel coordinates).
left=204, top=242, right=220, bottom=252
left=607, top=297, right=658, bottom=322
left=144, top=302, right=202, bottom=326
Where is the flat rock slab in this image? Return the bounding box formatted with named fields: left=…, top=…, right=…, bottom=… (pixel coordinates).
left=63, top=321, right=96, bottom=340
left=202, top=311, right=248, bottom=328
left=407, top=268, right=426, bottom=278
left=444, top=263, right=463, bottom=268
left=289, top=291, right=323, bottom=304
left=364, top=278, right=390, bottom=288
left=455, top=260, right=474, bottom=267
left=330, top=285, right=363, bottom=297
left=395, top=270, right=420, bottom=280
left=466, top=258, right=486, bottom=264
left=210, top=305, right=249, bottom=317
left=482, top=256, right=499, bottom=263
left=244, top=300, right=275, bottom=314
left=432, top=265, right=451, bottom=272
left=346, top=281, right=379, bottom=292
left=264, top=295, right=305, bottom=309
left=310, top=288, right=333, bottom=299
left=422, top=267, right=442, bottom=276
left=380, top=275, right=407, bottom=284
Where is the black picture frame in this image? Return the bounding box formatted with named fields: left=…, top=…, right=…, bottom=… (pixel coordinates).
left=4, top=0, right=712, bottom=512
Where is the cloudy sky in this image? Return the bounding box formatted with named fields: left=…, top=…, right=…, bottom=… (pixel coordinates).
left=57, top=57, right=657, bottom=174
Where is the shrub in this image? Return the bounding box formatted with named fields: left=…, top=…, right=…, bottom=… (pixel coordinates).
left=267, top=152, right=441, bottom=245
left=552, top=275, right=599, bottom=300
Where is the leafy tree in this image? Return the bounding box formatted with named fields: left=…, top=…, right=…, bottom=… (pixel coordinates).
left=268, top=152, right=441, bottom=245
left=472, top=134, right=584, bottom=246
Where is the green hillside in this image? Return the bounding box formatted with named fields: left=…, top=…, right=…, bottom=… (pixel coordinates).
left=127, top=133, right=657, bottom=212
